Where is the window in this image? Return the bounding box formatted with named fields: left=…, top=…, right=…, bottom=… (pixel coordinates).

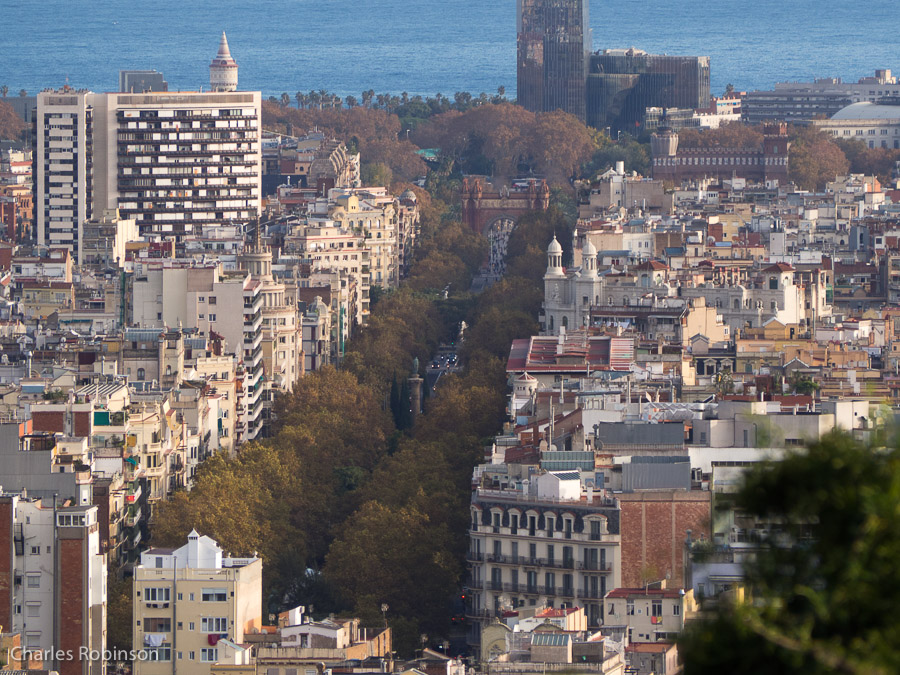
left=202, top=617, right=228, bottom=632
left=147, top=644, right=172, bottom=661
left=30, top=546, right=40, bottom=555
left=146, top=617, right=171, bottom=632
left=673, top=604, right=681, bottom=616
left=26, top=603, right=40, bottom=617
left=199, top=296, right=206, bottom=303
left=608, top=603, right=614, bottom=615
left=137, top=368, right=145, bottom=380
left=26, top=574, right=40, bottom=588
left=189, top=652, right=195, bottom=661
left=200, top=648, right=218, bottom=662
left=209, top=314, right=216, bottom=322
left=652, top=601, right=663, bottom=617
left=626, top=600, right=635, bottom=615
left=202, top=588, right=227, bottom=602
left=145, top=587, right=171, bottom=603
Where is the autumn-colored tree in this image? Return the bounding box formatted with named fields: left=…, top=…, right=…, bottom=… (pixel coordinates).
left=528, top=110, right=596, bottom=184
left=260, top=102, right=426, bottom=180
left=406, top=250, right=470, bottom=292
left=343, top=291, right=446, bottom=393
left=151, top=443, right=304, bottom=600
left=324, top=500, right=460, bottom=654
left=789, top=127, right=849, bottom=190
left=0, top=99, right=24, bottom=140
left=678, top=122, right=764, bottom=149
left=107, top=574, right=133, bottom=655
left=361, top=161, right=392, bottom=187
left=835, top=138, right=900, bottom=183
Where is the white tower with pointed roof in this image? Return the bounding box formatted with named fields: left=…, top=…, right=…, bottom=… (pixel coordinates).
left=210, top=31, right=239, bottom=92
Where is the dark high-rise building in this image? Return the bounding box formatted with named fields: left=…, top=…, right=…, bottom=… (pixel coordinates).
left=517, top=0, right=591, bottom=121
left=586, top=48, right=710, bottom=133
left=118, top=69, right=169, bottom=93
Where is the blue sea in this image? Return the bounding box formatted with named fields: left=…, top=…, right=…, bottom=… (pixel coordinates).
left=1, top=0, right=897, bottom=100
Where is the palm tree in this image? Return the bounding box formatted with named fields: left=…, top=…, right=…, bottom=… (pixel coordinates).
left=0, top=86, right=8, bottom=98
left=345, top=95, right=358, bottom=108
left=318, top=89, right=328, bottom=109
left=308, top=90, right=320, bottom=110
left=296, top=91, right=304, bottom=109
left=497, top=85, right=506, bottom=98
left=280, top=92, right=290, bottom=107
left=18, top=89, right=26, bottom=98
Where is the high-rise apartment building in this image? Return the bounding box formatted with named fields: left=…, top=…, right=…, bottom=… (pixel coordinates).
left=34, top=90, right=95, bottom=256
left=517, top=0, right=591, bottom=121
left=100, top=91, right=261, bottom=240
left=33, top=37, right=260, bottom=261
left=132, top=531, right=262, bottom=675
left=586, top=49, right=711, bottom=133
left=130, top=261, right=267, bottom=442
left=0, top=494, right=107, bottom=675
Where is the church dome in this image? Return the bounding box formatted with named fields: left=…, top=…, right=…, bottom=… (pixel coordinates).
left=547, top=235, right=563, bottom=255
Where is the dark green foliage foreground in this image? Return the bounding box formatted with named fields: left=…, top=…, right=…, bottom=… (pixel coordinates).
left=680, top=432, right=900, bottom=675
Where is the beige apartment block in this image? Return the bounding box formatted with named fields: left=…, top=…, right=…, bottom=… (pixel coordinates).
left=133, top=531, right=262, bottom=675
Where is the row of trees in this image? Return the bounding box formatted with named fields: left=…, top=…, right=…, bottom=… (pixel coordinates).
left=273, top=87, right=508, bottom=117
left=146, top=174, right=568, bottom=653
left=263, top=97, right=656, bottom=188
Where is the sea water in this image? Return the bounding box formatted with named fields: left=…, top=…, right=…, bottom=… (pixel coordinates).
left=1, top=0, right=897, bottom=99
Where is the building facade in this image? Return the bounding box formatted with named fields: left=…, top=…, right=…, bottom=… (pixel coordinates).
left=650, top=124, right=790, bottom=185
left=517, top=0, right=591, bottom=121
left=467, top=471, right=622, bottom=641
left=586, top=49, right=710, bottom=133
left=0, top=495, right=106, bottom=675
left=132, top=531, right=262, bottom=675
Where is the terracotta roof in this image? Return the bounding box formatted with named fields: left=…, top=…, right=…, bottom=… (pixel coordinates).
left=626, top=642, right=676, bottom=653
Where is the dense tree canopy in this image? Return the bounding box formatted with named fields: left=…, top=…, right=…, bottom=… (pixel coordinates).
left=680, top=433, right=900, bottom=675
left=789, top=127, right=850, bottom=190
left=0, top=99, right=24, bottom=140
left=412, top=103, right=597, bottom=186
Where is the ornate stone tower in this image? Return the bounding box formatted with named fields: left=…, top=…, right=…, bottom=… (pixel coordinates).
left=210, top=32, right=238, bottom=92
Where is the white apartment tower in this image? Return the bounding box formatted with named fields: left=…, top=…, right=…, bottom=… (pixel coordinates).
left=104, top=90, right=261, bottom=239
left=209, top=32, right=239, bottom=93
left=34, top=50, right=260, bottom=259
left=34, top=90, right=95, bottom=258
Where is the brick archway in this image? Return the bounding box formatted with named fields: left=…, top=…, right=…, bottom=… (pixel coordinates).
left=460, top=177, right=550, bottom=235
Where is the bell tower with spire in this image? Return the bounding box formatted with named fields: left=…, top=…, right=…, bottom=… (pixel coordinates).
left=210, top=31, right=239, bottom=92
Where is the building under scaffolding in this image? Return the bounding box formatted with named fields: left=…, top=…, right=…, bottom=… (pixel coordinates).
left=517, top=0, right=591, bottom=121
left=586, top=48, right=710, bottom=134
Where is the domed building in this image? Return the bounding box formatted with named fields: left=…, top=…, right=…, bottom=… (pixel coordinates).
left=541, top=235, right=604, bottom=333
left=813, top=101, right=900, bottom=149
left=210, top=31, right=238, bottom=92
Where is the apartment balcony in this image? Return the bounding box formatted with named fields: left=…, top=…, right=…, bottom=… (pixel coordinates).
left=466, top=551, right=484, bottom=562
left=577, top=588, right=605, bottom=600
left=124, top=507, right=140, bottom=529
